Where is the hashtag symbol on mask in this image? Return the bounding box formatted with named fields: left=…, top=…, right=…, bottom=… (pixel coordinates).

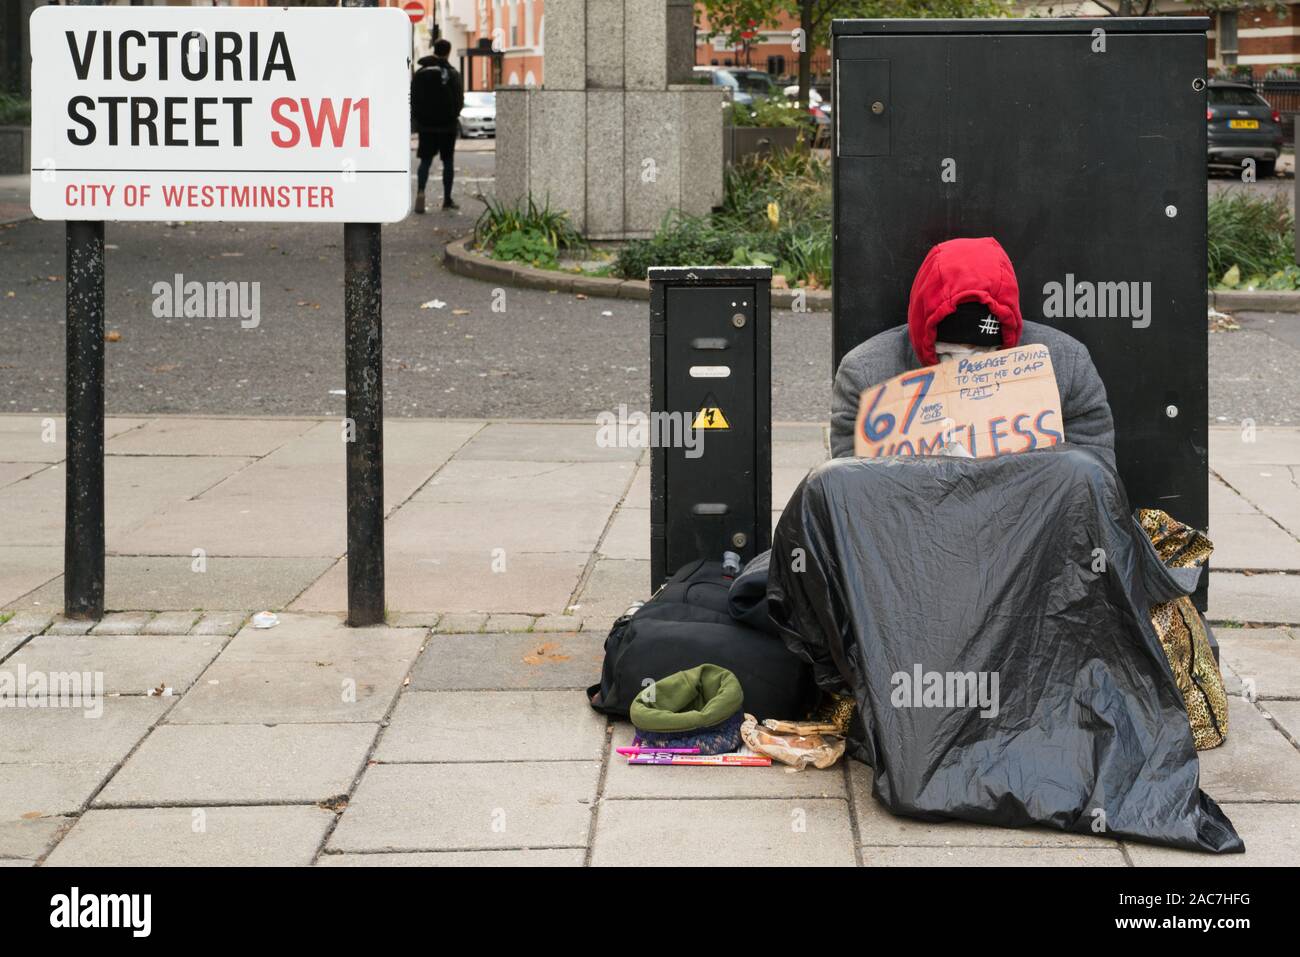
left=979, top=316, right=1000, bottom=336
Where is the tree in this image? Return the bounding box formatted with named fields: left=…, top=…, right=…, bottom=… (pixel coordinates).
left=698, top=0, right=1009, bottom=108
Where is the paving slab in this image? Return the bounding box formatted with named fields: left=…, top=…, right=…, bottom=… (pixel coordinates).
left=0, top=462, right=51, bottom=488
left=0, top=415, right=150, bottom=464
left=19, top=555, right=337, bottom=613
left=484, top=614, right=535, bottom=633
left=773, top=438, right=830, bottom=469
left=90, top=611, right=154, bottom=635
left=1209, top=426, right=1300, bottom=466
left=5, top=634, right=225, bottom=695
left=171, top=658, right=414, bottom=725
left=455, top=423, right=642, bottom=462
left=0, top=454, right=253, bottom=548
left=590, top=798, right=856, bottom=867
left=1214, top=463, right=1300, bottom=538
left=860, top=846, right=1125, bottom=866
left=0, top=632, right=28, bottom=660
left=1208, top=513, right=1300, bottom=570
left=94, top=723, right=377, bottom=806
left=412, top=458, right=635, bottom=509
left=143, top=610, right=201, bottom=635
left=1217, top=627, right=1300, bottom=699
left=773, top=466, right=813, bottom=513
left=1207, top=572, right=1300, bottom=625
left=317, top=849, right=584, bottom=866
left=848, top=764, right=1118, bottom=848
left=104, top=417, right=316, bottom=458
left=604, top=725, right=847, bottom=800
left=45, top=617, right=95, bottom=636
left=533, top=615, right=583, bottom=633
left=0, top=547, right=63, bottom=609
left=0, top=697, right=171, bottom=765
left=375, top=690, right=606, bottom=762
left=433, top=613, right=486, bottom=634
left=408, top=632, right=603, bottom=691
left=1209, top=476, right=1257, bottom=515
left=623, top=466, right=649, bottom=507
left=599, top=507, right=648, bottom=560
left=385, top=500, right=613, bottom=556
left=44, top=806, right=336, bottom=867
left=1198, top=697, right=1300, bottom=802
left=572, top=557, right=650, bottom=618
left=292, top=551, right=591, bottom=615
left=0, top=611, right=53, bottom=636
left=190, top=611, right=248, bottom=636
left=0, top=860, right=34, bottom=867
left=204, top=614, right=423, bottom=662
left=328, top=762, right=598, bottom=852
left=1264, top=700, right=1300, bottom=743
left=1125, top=803, right=1299, bottom=866
left=0, top=814, right=73, bottom=860
left=0, top=763, right=118, bottom=821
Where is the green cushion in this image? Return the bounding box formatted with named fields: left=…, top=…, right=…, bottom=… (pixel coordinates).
left=629, top=664, right=744, bottom=733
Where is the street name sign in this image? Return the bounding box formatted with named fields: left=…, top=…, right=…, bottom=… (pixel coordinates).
left=29, top=6, right=412, bottom=222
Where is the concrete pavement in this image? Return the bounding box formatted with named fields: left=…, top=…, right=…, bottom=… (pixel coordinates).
left=1, top=415, right=1298, bottom=865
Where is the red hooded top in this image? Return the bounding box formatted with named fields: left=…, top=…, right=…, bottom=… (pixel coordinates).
left=906, top=237, right=1024, bottom=366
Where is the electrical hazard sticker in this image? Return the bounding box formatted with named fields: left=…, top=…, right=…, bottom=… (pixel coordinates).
left=692, top=393, right=731, bottom=430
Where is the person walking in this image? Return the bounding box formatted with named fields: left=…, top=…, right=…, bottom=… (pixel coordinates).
left=410, top=38, right=464, bottom=213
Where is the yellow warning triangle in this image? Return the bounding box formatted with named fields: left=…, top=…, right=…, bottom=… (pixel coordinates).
left=692, top=393, right=730, bottom=430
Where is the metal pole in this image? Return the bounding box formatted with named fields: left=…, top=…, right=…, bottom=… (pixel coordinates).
left=64, top=221, right=105, bottom=619
left=343, top=225, right=385, bottom=625
left=342, top=1, right=384, bottom=627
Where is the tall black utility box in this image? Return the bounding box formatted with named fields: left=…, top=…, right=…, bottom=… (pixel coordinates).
left=649, top=266, right=772, bottom=590
left=833, top=17, right=1210, bottom=591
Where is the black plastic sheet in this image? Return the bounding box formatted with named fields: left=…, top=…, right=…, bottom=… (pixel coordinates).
left=768, top=446, right=1242, bottom=852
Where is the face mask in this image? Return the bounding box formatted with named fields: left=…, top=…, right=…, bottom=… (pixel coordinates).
left=934, top=341, right=997, bottom=363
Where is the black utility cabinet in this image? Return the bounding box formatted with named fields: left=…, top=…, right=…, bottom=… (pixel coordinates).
left=649, top=266, right=772, bottom=590
left=833, top=17, right=1210, bottom=602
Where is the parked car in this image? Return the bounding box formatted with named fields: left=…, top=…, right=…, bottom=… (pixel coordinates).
left=459, top=91, right=495, bottom=139
left=693, top=66, right=753, bottom=104
left=1206, top=79, right=1282, bottom=176
left=724, top=68, right=782, bottom=100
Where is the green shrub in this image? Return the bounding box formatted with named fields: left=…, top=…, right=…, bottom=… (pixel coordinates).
left=1208, top=192, right=1295, bottom=288
left=615, top=143, right=832, bottom=287
left=728, top=98, right=809, bottom=129
left=473, top=194, right=584, bottom=270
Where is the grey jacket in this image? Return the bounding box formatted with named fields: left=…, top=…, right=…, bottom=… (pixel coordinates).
left=830, top=320, right=1116, bottom=467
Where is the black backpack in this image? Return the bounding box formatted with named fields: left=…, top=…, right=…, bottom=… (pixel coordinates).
left=587, top=558, right=815, bottom=722
left=412, top=61, right=460, bottom=130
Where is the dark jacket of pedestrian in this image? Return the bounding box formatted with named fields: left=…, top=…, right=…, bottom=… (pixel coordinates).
left=411, top=54, right=464, bottom=138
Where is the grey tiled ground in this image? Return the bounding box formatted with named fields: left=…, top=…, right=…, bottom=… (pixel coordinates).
left=2, top=419, right=1298, bottom=865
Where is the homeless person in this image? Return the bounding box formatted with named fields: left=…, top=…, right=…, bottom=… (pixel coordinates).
left=768, top=237, right=1242, bottom=852
left=830, top=237, right=1115, bottom=466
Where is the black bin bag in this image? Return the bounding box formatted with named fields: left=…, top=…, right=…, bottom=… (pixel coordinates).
left=767, top=446, right=1242, bottom=853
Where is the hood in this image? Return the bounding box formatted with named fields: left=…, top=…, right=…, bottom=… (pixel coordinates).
left=906, top=237, right=1023, bottom=366
left=417, top=55, right=445, bottom=68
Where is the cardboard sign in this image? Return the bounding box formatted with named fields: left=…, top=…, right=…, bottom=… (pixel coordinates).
left=854, top=344, right=1063, bottom=459
left=29, top=6, right=411, bottom=223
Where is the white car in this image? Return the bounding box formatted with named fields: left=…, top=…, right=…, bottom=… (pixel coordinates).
left=459, top=91, right=496, bottom=139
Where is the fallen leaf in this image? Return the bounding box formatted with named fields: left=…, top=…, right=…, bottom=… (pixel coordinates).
left=104, top=330, right=122, bottom=342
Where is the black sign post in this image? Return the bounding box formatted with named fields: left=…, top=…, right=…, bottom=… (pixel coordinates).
left=342, top=0, right=386, bottom=627
left=63, top=218, right=105, bottom=619
left=61, top=0, right=104, bottom=620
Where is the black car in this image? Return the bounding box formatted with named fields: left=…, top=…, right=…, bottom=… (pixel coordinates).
left=1207, top=79, right=1284, bottom=176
